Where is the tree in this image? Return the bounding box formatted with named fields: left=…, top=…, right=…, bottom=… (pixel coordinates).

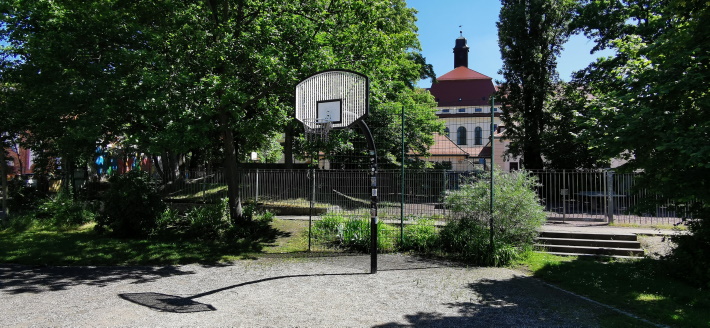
left=496, top=0, right=576, bottom=170
left=1, top=0, right=437, bottom=222
left=574, top=0, right=710, bottom=286
left=540, top=82, right=609, bottom=169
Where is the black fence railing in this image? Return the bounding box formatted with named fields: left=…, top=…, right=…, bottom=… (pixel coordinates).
left=154, top=169, right=686, bottom=226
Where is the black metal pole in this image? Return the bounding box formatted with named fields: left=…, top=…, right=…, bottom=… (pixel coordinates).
left=489, top=95, right=495, bottom=257
left=358, top=120, right=378, bottom=274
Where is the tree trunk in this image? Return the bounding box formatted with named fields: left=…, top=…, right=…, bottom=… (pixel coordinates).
left=219, top=109, right=245, bottom=223
left=284, top=124, right=294, bottom=169
left=152, top=155, right=165, bottom=182
left=1, top=147, right=8, bottom=221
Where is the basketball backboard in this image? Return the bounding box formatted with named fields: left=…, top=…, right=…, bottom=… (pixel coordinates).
left=295, top=70, right=369, bottom=130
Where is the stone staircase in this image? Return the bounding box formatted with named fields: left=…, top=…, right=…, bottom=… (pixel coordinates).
left=536, top=231, right=645, bottom=258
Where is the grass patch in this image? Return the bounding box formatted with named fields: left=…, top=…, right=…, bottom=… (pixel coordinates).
left=0, top=219, right=292, bottom=266
left=262, top=218, right=309, bottom=253
left=165, top=184, right=227, bottom=201
left=515, top=253, right=710, bottom=327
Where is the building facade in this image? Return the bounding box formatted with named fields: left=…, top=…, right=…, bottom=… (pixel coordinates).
left=418, top=33, right=519, bottom=172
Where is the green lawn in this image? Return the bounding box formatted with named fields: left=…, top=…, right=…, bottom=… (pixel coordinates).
left=0, top=223, right=261, bottom=265
left=515, top=252, right=710, bottom=328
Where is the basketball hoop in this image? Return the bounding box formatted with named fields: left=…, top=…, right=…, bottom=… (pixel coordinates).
left=303, top=118, right=333, bottom=144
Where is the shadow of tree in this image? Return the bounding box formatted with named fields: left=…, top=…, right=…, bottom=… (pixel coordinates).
left=0, top=264, right=195, bottom=294
left=374, top=275, right=650, bottom=327
left=532, top=257, right=710, bottom=327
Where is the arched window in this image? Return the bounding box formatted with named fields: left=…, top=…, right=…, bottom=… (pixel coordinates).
left=474, top=127, right=483, bottom=145
left=457, top=126, right=467, bottom=145
left=444, top=127, right=450, bottom=138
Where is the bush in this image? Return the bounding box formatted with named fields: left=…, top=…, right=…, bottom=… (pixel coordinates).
left=153, top=199, right=277, bottom=243
left=312, top=214, right=397, bottom=252
left=442, top=169, right=546, bottom=266
left=400, top=219, right=439, bottom=252
left=7, top=183, right=45, bottom=214
left=665, top=207, right=710, bottom=288
left=95, top=171, right=165, bottom=238
left=35, top=193, right=96, bottom=228
left=183, top=198, right=231, bottom=240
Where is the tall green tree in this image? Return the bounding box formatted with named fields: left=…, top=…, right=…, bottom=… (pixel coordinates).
left=497, top=0, right=576, bottom=170
left=1, top=0, right=437, bottom=222
left=574, top=0, right=710, bottom=285
left=540, top=82, right=609, bottom=169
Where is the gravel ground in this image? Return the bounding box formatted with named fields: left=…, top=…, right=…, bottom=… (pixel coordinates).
left=639, top=236, right=677, bottom=259
left=1, top=254, right=640, bottom=327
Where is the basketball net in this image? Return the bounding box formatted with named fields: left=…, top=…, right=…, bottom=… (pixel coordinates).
left=303, top=119, right=333, bottom=145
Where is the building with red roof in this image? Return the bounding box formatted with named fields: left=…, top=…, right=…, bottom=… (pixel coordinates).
left=416, top=33, right=519, bottom=171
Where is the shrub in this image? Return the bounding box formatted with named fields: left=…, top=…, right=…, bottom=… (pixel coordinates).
left=442, top=169, right=546, bottom=266
left=400, top=219, right=439, bottom=252
left=35, top=193, right=96, bottom=228
left=95, top=171, right=165, bottom=238
left=7, top=183, right=45, bottom=214
left=153, top=199, right=277, bottom=243
left=665, top=207, right=710, bottom=288
left=312, top=214, right=397, bottom=252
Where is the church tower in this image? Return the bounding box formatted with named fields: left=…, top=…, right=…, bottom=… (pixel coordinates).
left=453, top=31, right=469, bottom=68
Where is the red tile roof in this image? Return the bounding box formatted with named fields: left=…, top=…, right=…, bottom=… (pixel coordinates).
left=460, top=146, right=491, bottom=158
left=409, top=133, right=470, bottom=157
left=438, top=66, right=492, bottom=81
left=429, top=67, right=496, bottom=107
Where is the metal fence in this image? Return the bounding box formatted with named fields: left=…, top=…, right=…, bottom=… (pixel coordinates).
left=530, top=170, right=685, bottom=226
left=161, top=169, right=686, bottom=227
left=163, top=169, right=452, bottom=219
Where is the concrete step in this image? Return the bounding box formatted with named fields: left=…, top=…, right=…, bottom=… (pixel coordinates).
left=538, top=251, right=641, bottom=260
left=537, top=237, right=641, bottom=249
left=535, top=244, right=644, bottom=257
left=540, top=231, right=637, bottom=241
left=536, top=230, right=644, bottom=258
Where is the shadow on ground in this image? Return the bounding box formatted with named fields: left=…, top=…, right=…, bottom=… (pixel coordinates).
left=0, top=264, right=196, bottom=294
left=373, top=275, right=651, bottom=327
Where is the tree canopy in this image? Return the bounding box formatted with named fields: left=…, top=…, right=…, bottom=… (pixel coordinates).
left=573, top=0, right=710, bottom=286
left=496, top=0, right=576, bottom=170
left=1, top=0, right=439, bottom=221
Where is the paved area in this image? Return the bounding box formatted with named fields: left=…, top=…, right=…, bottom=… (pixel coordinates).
left=541, top=219, right=685, bottom=236
left=1, top=254, right=645, bottom=327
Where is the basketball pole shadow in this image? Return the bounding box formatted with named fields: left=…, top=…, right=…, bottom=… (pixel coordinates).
left=119, top=265, right=446, bottom=313
left=118, top=272, right=365, bottom=313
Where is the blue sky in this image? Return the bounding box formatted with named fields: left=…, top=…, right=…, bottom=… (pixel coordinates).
left=407, top=0, right=614, bottom=87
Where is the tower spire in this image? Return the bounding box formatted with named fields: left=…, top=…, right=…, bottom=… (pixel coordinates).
left=453, top=29, right=469, bottom=68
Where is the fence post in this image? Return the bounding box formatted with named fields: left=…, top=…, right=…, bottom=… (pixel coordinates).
left=562, top=169, right=569, bottom=223
left=255, top=169, right=259, bottom=204
left=308, top=168, right=316, bottom=251
left=400, top=104, right=405, bottom=246
left=606, top=170, right=614, bottom=224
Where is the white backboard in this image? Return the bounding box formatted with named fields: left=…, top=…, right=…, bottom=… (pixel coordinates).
left=295, top=70, right=368, bottom=129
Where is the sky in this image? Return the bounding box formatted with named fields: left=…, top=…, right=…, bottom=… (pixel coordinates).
left=407, top=0, right=614, bottom=88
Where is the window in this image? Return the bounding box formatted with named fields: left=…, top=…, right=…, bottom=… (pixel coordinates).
left=475, top=108, right=482, bottom=112
left=474, top=127, right=483, bottom=145
left=457, top=126, right=467, bottom=145
left=444, top=127, right=450, bottom=138
left=458, top=108, right=466, bottom=113
left=494, top=107, right=499, bottom=111
left=509, top=162, right=519, bottom=171
left=441, top=109, right=450, bottom=113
